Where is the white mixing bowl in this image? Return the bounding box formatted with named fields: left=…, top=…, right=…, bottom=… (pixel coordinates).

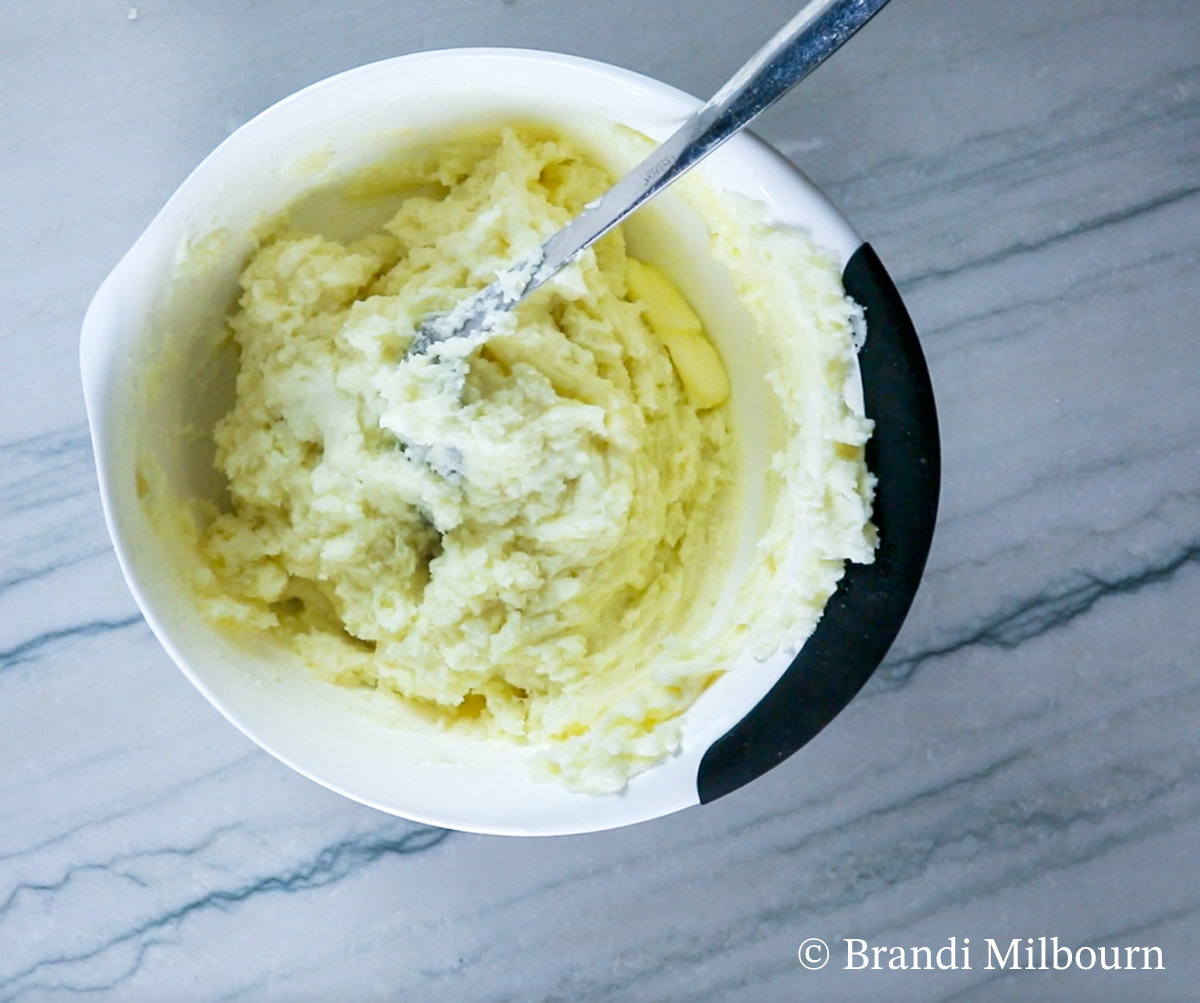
left=80, top=48, right=929, bottom=836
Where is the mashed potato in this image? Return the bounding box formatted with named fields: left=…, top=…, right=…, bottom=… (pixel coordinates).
left=185, top=126, right=875, bottom=794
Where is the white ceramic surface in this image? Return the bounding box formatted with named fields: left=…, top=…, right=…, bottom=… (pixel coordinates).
left=80, top=48, right=864, bottom=836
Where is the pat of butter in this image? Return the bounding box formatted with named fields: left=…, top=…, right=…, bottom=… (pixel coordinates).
left=626, top=258, right=730, bottom=410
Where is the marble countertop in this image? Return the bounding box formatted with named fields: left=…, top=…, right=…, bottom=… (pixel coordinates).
left=3, top=0, right=1198, bottom=999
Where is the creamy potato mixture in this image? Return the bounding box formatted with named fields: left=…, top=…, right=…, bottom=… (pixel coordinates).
left=185, top=127, right=875, bottom=793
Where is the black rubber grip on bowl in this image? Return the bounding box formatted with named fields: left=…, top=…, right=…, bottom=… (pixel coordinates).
left=696, top=242, right=940, bottom=805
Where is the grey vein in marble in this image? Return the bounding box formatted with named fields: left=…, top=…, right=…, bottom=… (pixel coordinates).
left=0, top=822, right=448, bottom=1002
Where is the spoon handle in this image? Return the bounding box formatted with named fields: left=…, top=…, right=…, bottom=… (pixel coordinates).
left=534, top=0, right=891, bottom=283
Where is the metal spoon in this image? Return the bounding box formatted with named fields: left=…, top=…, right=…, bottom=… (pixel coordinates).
left=408, top=0, right=891, bottom=357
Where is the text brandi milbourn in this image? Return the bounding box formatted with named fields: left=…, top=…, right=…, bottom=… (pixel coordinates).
left=843, top=937, right=1164, bottom=971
